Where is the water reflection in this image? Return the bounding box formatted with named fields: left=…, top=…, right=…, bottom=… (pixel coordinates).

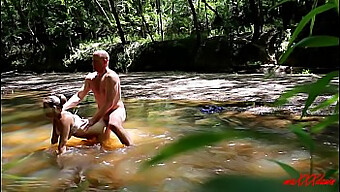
left=1, top=91, right=338, bottom=191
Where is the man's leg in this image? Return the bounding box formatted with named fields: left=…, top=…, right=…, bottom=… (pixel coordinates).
left=108, top=107, right=133, bottom=146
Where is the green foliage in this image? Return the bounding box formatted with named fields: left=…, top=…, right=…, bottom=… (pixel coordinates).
left=63, top=36, right=121, bottom=68
left=290, top=124, right=315, bottom=151
left=272, top=72, right=338, bottom=175
left=268, top=160, right=300, bottom=178
left=274, top=71, right=339, bottom=117
left=310, top=114, right=339, bottom=134
left=279, top=1, right=338, bottom=64
left=271, top=0, right=339, bottom=178
left=310, top=93, right=339, bottom=112
left=199, top=176, right=289, bottom=192
left=3, top=0, right=320, bottom=72
left=141, top=131, right=241, bottom=170
left=280, top=36, right=339, bottom=64
left=117, top=41, right=146, bottom=72
left=199, top=175, right=338, bottom=192
left=139, top=0, right=339, bottom=186
left=301, top=69, right=311, bottom=74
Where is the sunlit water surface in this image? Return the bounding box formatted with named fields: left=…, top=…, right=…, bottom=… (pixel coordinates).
left=1, top=91, right=338, bottom=191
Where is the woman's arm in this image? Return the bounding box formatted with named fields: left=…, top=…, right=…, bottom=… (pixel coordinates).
left=51, top=119, right=59, bottom=144
left=57, top=117, right=72, bottom=155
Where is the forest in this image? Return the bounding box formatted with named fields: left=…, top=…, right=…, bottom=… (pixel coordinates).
left=2, top=0, right=339, bottom=73
left=1, top=0, right=339, bottom=191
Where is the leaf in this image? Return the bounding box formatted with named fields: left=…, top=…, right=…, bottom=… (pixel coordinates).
left=333, top=0, right=339, bottom=13
left=301, top=71, right=339, bottom=117
left=268, top=160, right=300, bottom=178
left=325, top=169, right=338, bottom=179
left=290, top=124, right=315, bottom=151
left=279, top=36, right=339, bottom=64
left=309, top=0, right=319, bottom=35
left=279, top=2, right=337, bottom=64
left=268, top=0, right=294, bottom=12
left=278, top=45, right=295, bottom=65
left=310, top=114, right=339, bottom=133
left=273, top=84, right=309, bottom=106
left=199, top=175, right=294, bottom=192
left=274, top=71, right=339, bottom=118
left=287, top=3, right=336, bottom=48
left=2, top=153, right=34, bottom=172
left=140, top=131, right=239, bottom=170
left=310, top=93, right=339, bottom=112
left=295, top=36, right=339, bottom=47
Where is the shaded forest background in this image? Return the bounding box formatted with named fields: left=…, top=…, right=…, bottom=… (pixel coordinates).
left=1, top=0, right=339, bottom=73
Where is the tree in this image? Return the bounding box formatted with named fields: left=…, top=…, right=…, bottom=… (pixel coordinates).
left=187, top=0, right=201, bottom=47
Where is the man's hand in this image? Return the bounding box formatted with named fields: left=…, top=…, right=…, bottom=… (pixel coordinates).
left=81, top=118, right=94, bottom=131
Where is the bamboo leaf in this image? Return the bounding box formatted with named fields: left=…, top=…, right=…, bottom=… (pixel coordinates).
left=278, top=45, right=295, bottom=64
left=309, top=0, right=319, bottom=35
left=295, top=36, right=339, bottom=47
left=279, top=36, right=339, bottom=64
left=310, top=114, right=339, bottom=133
left=334, top=0, right=339, bottom=13
left=301, top=71, right=339, bottom=117
left=273, top=84, right=310, bottom=106
left=325, top=169, right=338, bottom=179
left=274, top=71, right=339, bottom=117
left=200, top=175, right=292, bottom=192
left=310, top=93, right=339, bottom=112
left=140, top=131, right=239, bottom=170
left=2, top=153, right=35, bottom=171
left=290, top=124, right=315, bottom=151
left=288, top=3, right=336, bottom=48
left=268, top=160, right=300, bottom=178
left=268, top=0, right=294, bottom=11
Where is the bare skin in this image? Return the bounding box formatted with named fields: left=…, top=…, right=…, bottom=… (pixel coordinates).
left=49, top=108, right=73, bottom=155
left=44, top=95, right=105, bottom=155
left=63, top=50, right=133, bottom=146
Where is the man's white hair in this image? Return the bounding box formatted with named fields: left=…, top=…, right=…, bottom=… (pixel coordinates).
left=93, top=50, right=110, bottom=60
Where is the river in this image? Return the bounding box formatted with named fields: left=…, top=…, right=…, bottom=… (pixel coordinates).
left=1, top=72, right=338, bottom=191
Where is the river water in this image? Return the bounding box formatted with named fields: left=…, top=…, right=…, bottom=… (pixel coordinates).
left=1, top=72, right=338, bottom=191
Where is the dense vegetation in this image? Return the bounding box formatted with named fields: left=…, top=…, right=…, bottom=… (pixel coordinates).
left=1, top=0, right=339, bottom=73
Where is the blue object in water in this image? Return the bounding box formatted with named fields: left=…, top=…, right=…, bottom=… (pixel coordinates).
left=200, top=105, right=225, bottom=114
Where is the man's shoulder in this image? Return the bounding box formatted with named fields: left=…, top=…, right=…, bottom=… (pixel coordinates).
left=105, top=70, right=119, bottom=81
left=85, top=72, right=97, bottom=80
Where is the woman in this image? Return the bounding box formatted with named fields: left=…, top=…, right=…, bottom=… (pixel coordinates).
left=43, top=94, right=105, bottom=155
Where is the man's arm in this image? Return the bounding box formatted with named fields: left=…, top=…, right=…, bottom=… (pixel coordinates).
left=87, top=75, right=117, bottom=127
left=63, top=79, right=91, bottom=111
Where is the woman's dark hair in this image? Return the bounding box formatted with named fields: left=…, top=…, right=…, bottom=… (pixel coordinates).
left=57, top=94, right=67, bottom=106
left=43, top=94, right=67, bottom=108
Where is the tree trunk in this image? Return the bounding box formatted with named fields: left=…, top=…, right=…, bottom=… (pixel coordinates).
left=156, top=0, right=163, bottom=40
left=205, top=2, right=208, bottom=30
left=249, top=0, right=263, bottom=41
left=108, top=0, right=126, bottom=44
left=202, top=0, right=222, bottom=33
left=187, top=0, right=201, bottom=47
left=136, top=0, right=154, bottom=41
left=93, top=0, right=112, bottom=26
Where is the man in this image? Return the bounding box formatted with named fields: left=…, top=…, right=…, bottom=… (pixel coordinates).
left=62, top=50, right=133, bottom=146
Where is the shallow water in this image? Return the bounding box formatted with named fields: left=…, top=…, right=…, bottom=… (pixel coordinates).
left=1, top=91, right=338, bottom=191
